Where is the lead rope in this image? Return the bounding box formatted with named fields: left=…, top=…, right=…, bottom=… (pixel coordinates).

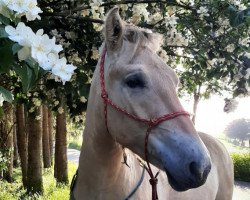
left=100, top=47, right=190, bottom=200
left=145, top=126, right=159, bottom=200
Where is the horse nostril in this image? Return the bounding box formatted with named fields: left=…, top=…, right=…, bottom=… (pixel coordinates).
left=189, top=161, right=211, bottom=183
left=189, top=161, right=203, bottom=181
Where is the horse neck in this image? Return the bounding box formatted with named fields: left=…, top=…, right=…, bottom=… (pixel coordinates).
left=74, top=65, right=143, bottom=198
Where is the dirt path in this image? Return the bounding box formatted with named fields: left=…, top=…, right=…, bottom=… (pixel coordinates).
left=233, top=181, right=250, bottom=200
left=67, top=149, right=250, bottom=199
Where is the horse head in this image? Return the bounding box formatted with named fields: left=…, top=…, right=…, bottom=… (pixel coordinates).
left=100, top=7, right=211, bottom=192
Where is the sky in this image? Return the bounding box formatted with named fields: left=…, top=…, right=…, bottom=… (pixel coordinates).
left=180, top=95, right=250, bottom=137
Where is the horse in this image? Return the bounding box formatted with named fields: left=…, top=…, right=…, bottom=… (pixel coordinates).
left=71, top=8, right=234, bottom=200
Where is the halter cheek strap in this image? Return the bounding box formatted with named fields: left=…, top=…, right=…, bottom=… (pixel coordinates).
left=100, top=48, right=190, bottom=200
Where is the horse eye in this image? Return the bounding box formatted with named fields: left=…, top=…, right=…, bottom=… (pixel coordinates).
left=125, top=74, right=146, bottom=89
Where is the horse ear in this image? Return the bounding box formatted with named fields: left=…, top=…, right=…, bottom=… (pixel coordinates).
left=104, top=7, right=124, bottom=52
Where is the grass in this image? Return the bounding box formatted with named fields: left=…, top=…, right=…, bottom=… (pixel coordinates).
left=0, top=162, right=77, bottom=200
left=218, top=138, right=250, bottom=153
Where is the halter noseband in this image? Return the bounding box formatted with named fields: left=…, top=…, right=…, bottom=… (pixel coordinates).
left=100, top=47, right=190, bottom=200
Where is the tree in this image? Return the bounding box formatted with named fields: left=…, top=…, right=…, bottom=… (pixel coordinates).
left=42, top=105, right=51, bottom=168
left=54, top=100, right=68, bottom=184
left=48, top=109, right=54, bottom=166
left=0, top=102, right=14, bottom=182
left=13, top=118, right=19, bottom=168
left=16, top=104, right=28, bottom=187
left=225, top=118, right=250, bottom=146
left=27, top=105, right=43, bottom=194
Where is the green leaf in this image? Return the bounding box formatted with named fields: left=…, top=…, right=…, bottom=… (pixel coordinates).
left=0, top=26, right=8, bottom=38
left=13, top=64, right=33, bottom=93
left=79, top=84, right=90, bottom=97
left=0, top=107, right=4, bottom=119
left=12, top=43, right=22, bottom=55
left=0, top=86, right=13, bottom=103
left=0, top=43, right=14, bottom=73
left=0, top=14, right=10, bottom=25
left=227, top=6, right=250, bottom=27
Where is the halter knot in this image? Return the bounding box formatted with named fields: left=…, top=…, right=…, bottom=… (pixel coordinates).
left=149, top=119, right=158, bottom=127
left=149, top=177, right=158, bottom=186
left=101, top=93, right=108, bottom=99
left=149, top=176, right=159, bottom=200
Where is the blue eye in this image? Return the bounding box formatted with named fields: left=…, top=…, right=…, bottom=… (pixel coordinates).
left=125, top=73, right=146, bottom=89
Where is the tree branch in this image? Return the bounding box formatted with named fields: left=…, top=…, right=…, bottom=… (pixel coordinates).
left=41, top=14, right=104, bottom=24
left=41, top=0, right=194, bottom=19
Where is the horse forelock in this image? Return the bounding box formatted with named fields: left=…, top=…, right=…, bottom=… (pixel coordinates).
left=123, top=24, right=163, bottom=53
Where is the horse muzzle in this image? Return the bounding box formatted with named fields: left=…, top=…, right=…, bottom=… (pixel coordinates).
left=149, top=131, right=212, bottom=191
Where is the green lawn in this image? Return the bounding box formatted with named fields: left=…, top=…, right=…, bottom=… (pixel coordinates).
left=217, top=136, right=250, bottom=154
left=0, top=162, right=77, bottom=200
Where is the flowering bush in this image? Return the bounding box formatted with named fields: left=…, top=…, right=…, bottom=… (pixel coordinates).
left=0, top=0, right=77, bottom=114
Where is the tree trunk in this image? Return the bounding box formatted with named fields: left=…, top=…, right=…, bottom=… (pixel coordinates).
left=16, top=104, right=28, bottom=188
left=54, top=107, right=68, bottom=184
left=42, top=105, right=51, bottom=168
left=27, top=106, right=43, bottom=194
left=13, top=119, right=19, bottom=168
left=48, top=109, right=54, bottom=166
left=0, top=102, right=14, bottom=182
left=192, top=93, right=200, bottom=125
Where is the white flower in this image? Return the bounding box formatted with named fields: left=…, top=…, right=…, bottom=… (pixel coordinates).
left=0, top=93, right=4, bottom=107
left=197, top=6, right=209, bottom=19
left=54, top=100, right=59, bottom=106
left=52, top=57, right=76, bottom=84
left=31, top=31, right=54, bottom=63
left=5, top=22, right=35, bottom=46
left=165, top=14, right=178, bottom=27
left=225, top=44, right=235, bottom=53
left=207, top=59, right=217, bottom=68
left=82, top=9, right=90, bottom=17
left=35, top=115, right=41, bottom=120
left=5, top=22, right=74, bottom=84
left=91, top=47, right=99, bottom=60
left=32, top=98, right=41, bottom=107
left=58, top=107, right=64, bottom=114
left=29, top=107, right=35, bottom=113
left=39, top=53, right=58, bottom=70
left=24, top=0, right=43, bottom=21
left=93, top=23, right=103, bottom=32
left=80, top=96, right=87, bottom=103
left=2, top=0, right=42, bottom=21
left=132, top=4, right=149, bottom=24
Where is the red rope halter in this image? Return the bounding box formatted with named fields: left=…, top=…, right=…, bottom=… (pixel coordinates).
left=100, top=48, right=190, bottom=200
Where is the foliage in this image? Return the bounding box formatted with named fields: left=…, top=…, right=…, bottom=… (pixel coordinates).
left=225, top=118, right=250, bottom=140
left=68, top=138, right=82, bottom=151
left=0, top=161, right=77, bottom=200
left=0, top=150, right=8, bottom=172
left=231, top=153, right=250, bottom=182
